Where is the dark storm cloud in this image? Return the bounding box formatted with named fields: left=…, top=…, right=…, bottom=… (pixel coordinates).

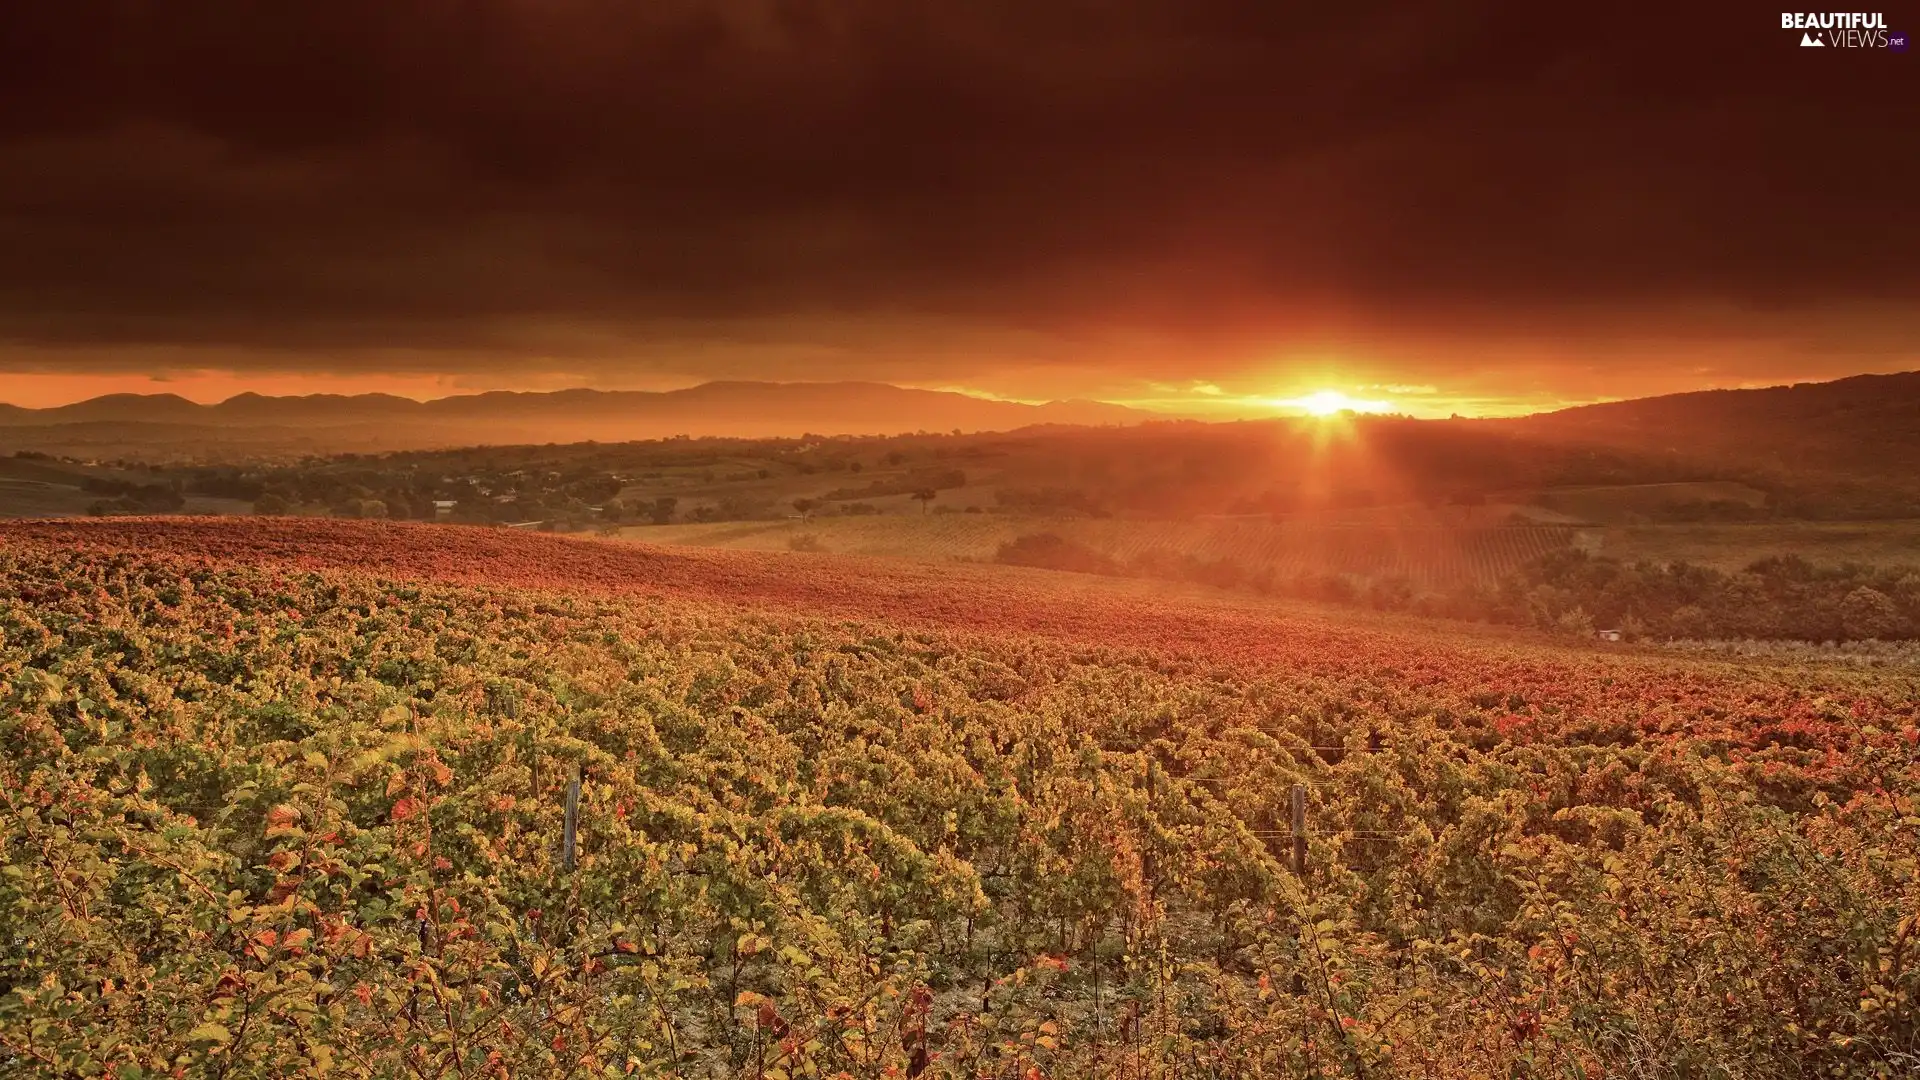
left=0, top=0, right=1914, bottom=386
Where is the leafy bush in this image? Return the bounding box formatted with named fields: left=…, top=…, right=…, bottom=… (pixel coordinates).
left=994, top=532, right=1123, bottom=575
left=0, top=530, right=1915, bottom=1075
left=1841, top=586, right=1902, bottom=640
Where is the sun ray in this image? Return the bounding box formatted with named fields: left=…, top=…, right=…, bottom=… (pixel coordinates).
left=1274, top=389, right=1395, bottom=417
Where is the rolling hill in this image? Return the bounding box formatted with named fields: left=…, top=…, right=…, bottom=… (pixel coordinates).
left=1502, top=370, right=1920, bottom=485
left=2, top=517, right=1914, bottom=1076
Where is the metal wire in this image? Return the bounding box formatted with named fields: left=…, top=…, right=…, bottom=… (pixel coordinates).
left=1175, top=777, right=1335, bottom=787
left=1147, top=766, right=1418, bottom=840
left=1244, top=831, right=1410, bottom=839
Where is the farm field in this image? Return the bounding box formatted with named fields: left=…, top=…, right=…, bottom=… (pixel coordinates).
left=0, top=481, right=251, bottom=519
left=0, top=457, right=252, bottom=519
left=623, top=516, right=1584, bottom=587
left=606, top=453, right=1010, bottom=519
left=1526, top=481, right=1772, bottom=524
left=1601, top=519, right=1920, bottom=572
left=1, top=517, right=1916, bottom=1078
left=629, top=511, right=1920, bottom=592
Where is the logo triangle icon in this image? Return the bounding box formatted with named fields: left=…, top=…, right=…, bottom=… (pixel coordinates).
left=1801, top=31, right=1824, bottom=45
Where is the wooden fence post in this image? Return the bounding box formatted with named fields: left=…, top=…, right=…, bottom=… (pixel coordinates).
left=1290, top=783, right=1306, bottom=878
left=562, top=763, right=582, bottom=871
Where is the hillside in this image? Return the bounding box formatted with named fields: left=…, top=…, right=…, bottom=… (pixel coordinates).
left=1514, top=370, right=1920, bottom=450
left=0, top=454, right=253, bottom=518
left=7, top=371, right=1920, bottom=524
left=1, top=517, right=1915, bottom=1077
left=0, top=517, right=1548, bottom=658
left=1502, top=370, right=1920, bottom=505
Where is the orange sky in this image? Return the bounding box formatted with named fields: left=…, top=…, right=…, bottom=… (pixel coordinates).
left=0, top=371, right=474, bottom=409
left=1, top=5, right=1912, bottom=420
left=5, top=355, right=1914, bottom=420
left=0, top=361, right=1645, bottom=418
left=5, top=324, right=1913, bottom=419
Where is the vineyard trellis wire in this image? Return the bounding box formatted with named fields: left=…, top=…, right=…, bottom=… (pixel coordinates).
left=3, top=524, right=1917, bottom=1079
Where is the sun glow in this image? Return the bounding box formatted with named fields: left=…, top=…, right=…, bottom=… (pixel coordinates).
left=1276, top=390, right=1394, bottom=417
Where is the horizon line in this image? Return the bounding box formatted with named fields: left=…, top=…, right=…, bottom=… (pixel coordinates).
left=1, top=368, right=1908, bottom=419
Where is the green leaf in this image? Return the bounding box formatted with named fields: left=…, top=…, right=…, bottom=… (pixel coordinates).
left=186, top=1022, right=232, bottom=1044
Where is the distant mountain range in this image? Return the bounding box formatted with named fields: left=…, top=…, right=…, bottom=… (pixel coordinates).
left=0, top=381, right=1149, bottom=452
left=3, top=372, right=1916, bottom=477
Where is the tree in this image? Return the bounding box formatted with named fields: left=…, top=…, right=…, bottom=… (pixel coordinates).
left=994, top=532, right=1121, bottom=574
left=717, top=493, right=771, bottom=520
left=1554, top=606, right=1596, bottom=639
left=253, top=493, right=290, bottom=516
left=648, top=497, right=678, bottom=525
left=1667, top=604, right=1713, bottom=640
left=912, top=488, right=936, bottom=515
left=1839, top=586, right=1901, bottom=641
left=792, top=498, right=817, bottom=519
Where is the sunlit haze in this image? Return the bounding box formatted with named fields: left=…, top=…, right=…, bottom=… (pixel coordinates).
left=1274, top=390, right=1397, bottom=417
left=2, top=6, right=1918, bottom=1073
left=0, top=6, right=1912, bottom=415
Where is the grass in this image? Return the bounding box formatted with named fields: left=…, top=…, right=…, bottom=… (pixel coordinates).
left=1526, top=480, right=1771, bottom=523
left=0, top=455, right=254, bottom=519
left=612, top=459, right=1006, bottom=516
left=625, top=497, right=1920, bottom=586
left=0, top=481, right=252, bottom=519
left=1601, top=519, right=1920, bottom=570
left=619, top=514, right=1580, bottom=585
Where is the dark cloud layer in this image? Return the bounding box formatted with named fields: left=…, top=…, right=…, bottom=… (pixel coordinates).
left=0, top=1, right=1915, bottom=402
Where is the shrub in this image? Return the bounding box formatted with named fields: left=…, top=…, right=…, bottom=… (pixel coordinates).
left=1667, top=604, right=1713, bottom=639
left=994, top=533, right=1123, bottom=576
left=1840, top=586, right=1902, bottom=641
left=1554, top=605, right=1596, bottom=638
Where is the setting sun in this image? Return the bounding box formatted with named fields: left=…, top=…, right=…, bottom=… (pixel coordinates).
left=1279, top=389, right=1394, bottom=417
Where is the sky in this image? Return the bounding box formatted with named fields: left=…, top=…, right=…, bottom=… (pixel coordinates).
left=1, top=2, right=1916, bottom=417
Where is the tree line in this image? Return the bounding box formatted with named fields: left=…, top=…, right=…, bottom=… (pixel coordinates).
left=996, top=534, right=1920, bottom=643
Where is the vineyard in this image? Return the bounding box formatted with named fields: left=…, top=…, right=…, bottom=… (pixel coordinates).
left=630, top=517, right=1581, bottom=586
left=1, top=519, right=1918, bottom=1078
